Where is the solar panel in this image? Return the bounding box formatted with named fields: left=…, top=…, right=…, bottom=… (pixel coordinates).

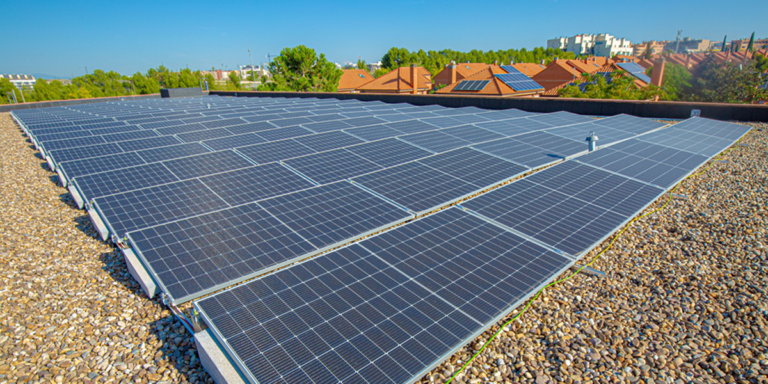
left=442, top=125, right=505, bottom=143
left=461, top=161, right=664, bottom=255
left=398, top=131, right=470, bottom=153
left=35, top=130, right=94, bottom=142
left=235, top=140, right=317, bottom=165
left=473, top=131, right=584, bottom=167
left=384, top=120, right=436, bottom=134
left=43, top=136, right=107, bottom=151
left=616, top=62, right=652, bottom=83
left=200, top=163, right=317, bottom=206
left=353, top=162, right=479, bottom=213
left=73, top=162, right=181, bottom=202
left=127, top=202, right=316, bottom=303
left=301, top=120, right=353, bottom=133
left=176, top=128, right=234, bottom=143
left=58, top=152, right=146, bottom=180
left=453, top=80, right=490, bottom=91
left=257, top=126, right=314, bottom=141
left=162, top=150, right=255, bottom=180
left=258, top=181, right=413, bottom=249
left=494, top=74, right=544, bottom=92
left=474, top=117, right=551, bottom=137
left=194, top=208, right=572, bottom=384
left=420, top=117, right=468, bottom=129
left=202, top=133, right=268, bottom=151
left=269, top=117, right=315, bottom=128
left=136, top=143, right=211, bottom=163
left=591, top=114, right=667, bottom=135
left=156, top=123, right=208, bottom=136
left=418, top=147, right=528, bottom=187
left=343, top=125, right=402, bottom=141
left=93, top=178, right=231, bottom=238
left=283, top=150, right=383, bottom=185
left=225, top=121, right=278, bottom=135
left=201, top=117, right=248, bottom=129
left=48, top=143, right=123, bottom=164
left=635, top=128, right=736, bottom=157
left=88, top=125, right=142, bottom=136
left=344, top=116, right=389, bottom=128
left=117, top=136, right=182, bottom=152
left=344, top=139, right=433, bottom=168
left=293, top=131, right=365, bottom=152
left=577, top=139, right=709, bottom=188
left=662, top=117, right=751, bottom=141
left=528, top=111, right=594, bottom=127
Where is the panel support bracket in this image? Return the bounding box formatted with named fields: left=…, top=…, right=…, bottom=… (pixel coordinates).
left=569, top=264, right=605, bottom=278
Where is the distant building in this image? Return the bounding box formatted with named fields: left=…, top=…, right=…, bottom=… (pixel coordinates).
left=366, top=61, right=383, bottom=73
left=548, top=34, right=633, bottom=57
left=337, top=69, right=374, bottom=93
left=239, top=64, right=269, bottom=79
left=356, top=65, right=432, bottom=94
left=1, top=74, right=36, bottom=89
left=633, top=41, right=668, bottom=57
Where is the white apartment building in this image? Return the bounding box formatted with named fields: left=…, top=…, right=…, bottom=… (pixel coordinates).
left=547, top=34, right=633, bottom=57
left=1, top=74, right=36, bottom=89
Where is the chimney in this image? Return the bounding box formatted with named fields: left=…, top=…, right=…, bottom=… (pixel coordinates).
left=685, top=54, right=691, bottom=69
left=411, top=64, right=418, bottom=95
left=651, top=58, right=665, bottom=87
left=450, top=63, right=457, bottom=84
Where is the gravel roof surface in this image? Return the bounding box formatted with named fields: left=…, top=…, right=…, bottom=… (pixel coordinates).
left=1, top=111, right=766, bottom=384
left=0, top=113, right=211, bottom=383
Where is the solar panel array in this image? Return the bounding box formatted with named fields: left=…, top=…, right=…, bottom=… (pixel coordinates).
left=11, top=95, right=750, bottom=384
left=617, top=62, right=653, bottom=84
left=495, top=66, right=545, bottom=92
left=453, top=80, right=490, bottom=91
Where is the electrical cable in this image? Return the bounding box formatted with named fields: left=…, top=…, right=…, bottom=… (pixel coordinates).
left=446, top=132, right=749, bottom=384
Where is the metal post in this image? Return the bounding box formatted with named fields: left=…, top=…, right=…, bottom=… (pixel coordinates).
left=586, top=131, right=598, bottom=151
left=248, top=49, right=256, bottom=88
left=11, top=90, right=18, bottom=104
left=20, top=88, right=25, bottom=103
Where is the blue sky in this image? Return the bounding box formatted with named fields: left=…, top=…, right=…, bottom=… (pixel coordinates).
left=2, top=0, right=766, bottom=78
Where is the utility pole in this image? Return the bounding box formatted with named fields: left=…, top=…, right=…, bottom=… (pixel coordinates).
left=674, top=30, right=682, bottom=54
left=265, top=53, right=276, bottom=62
left=248, top=49, right=256, bottom=88
left=85, top=66, right=88, bottom=75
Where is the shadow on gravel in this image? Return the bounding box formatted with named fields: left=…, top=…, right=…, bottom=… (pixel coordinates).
left=59, top=192, right=80, bottom=209
left=146, top=315, right=205, bottom=383
left=73, top=214, right=104, bottom=241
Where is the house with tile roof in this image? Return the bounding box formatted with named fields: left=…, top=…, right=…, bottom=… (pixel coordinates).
left=540, top=61, right=651, bottom=97
left=510, top=63, right=547, bottom=78
left=432, top=63, right=492, bottom=88
left=531, top=59, right=605, bottom=91
left=337, top=69, right=374, bottom=93
left=435, top=64, right=544, bottom=97
left=356, top=65, right=432, bottom=94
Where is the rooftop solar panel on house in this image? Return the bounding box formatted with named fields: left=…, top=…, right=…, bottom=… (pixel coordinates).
left=453, top=80, right=490, bottom=91
left=494, top=74, right=544, bottom=92
left=617, top=62, right=652, bottom=84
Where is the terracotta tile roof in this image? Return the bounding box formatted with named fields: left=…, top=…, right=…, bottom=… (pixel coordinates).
left=531, top=60, right=597, bottom=91
left=511, top=63, right=546, bottom=77
left=337, top=69, right=374, bottom=92
left=435, top=65, right=543, bottom=97
left=433, top=63, right=492, bottom=86
left=637, top=59, right=655, bottom=69
left=357, top=66, right=432, bottom=93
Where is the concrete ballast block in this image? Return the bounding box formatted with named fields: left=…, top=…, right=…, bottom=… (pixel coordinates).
left=195, top=329, right=246, bottom=384
left=121, top=248, right=158, bottom=299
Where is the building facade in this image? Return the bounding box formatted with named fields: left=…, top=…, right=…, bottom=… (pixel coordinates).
left=1, top=74, right=36, bottom=89
left=548, top=34, right=633, bottom=57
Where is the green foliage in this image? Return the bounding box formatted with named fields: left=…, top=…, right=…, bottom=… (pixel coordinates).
left=228, top=71, right=242, bottom=90
left=646, top=63, right=692, bottom=101
left=686, top=55, right=767, bottom=103
left=373, top=68, right=389, bottom=78
left=357, top=59, right=366, bottom=70
left=754, top=53, right=768, bottom=72
left=258, top=45, right=343, bottom=92
left=130, top=72, right=161, bottom=95
left=0, top=78, right=20, bottom=104
left=204, top=74, right=217, bottom=90
left=557, top=70, right=666, bottom=100
left=379, top=46, right=575, bottom=75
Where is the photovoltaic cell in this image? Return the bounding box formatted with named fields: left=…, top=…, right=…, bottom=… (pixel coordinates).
left=257, top=126, right=314, bottom=141
left=43, top=136, right=107, bottom=151
left=236, top=140, right=316, bottom=165
left=473, top=131, right=584, bottom=167
left=136, top=143, right=211, bottom=163
left=343, top=125, right=402, bottom=141
left=162, top=150, right=255, bottom=180
left=474, top=118, right=551, bottom=137
left=301, top=120, right=353, bottom=133
left=58, top=152, right=146, bottom=179
left=398, top=131, right=470, bottom=153
left=578, top=139, right=709, bottom=188
left=177, top=128, right=235, bottom=143
left=257, top=181, right=412, bottom=249
left=94, top=178, right=230, bottom=238
left=200, top=163, right=317, bottom=206
left=117, top=136, right=182, bottom=152
left=462, top=161, right=664, bottom=255
left=660, top=117, right=751, bottom=141
left=74, top=162, right=181, bottom=201
left=617, top=62, right=652, bottom=84
left=127, top=202, right=317, bottom=303
left=284, top=150, right=383, bottom=185
left=441, top=125, right=504, bottom=144
left=344, top=139, right=433, bottom=168
left=293, top=131, right=365, bottom=152
left=636, top=129, right=736, bottom=157
left=203, top=133, right=268, bottom=151
left=225, top=121, right=278, bottom=135
left=418, top=147, right=528, bottom=187
left=384, top=120, right=436, bottom=134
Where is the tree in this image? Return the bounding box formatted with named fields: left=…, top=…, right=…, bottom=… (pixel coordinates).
left=754, top=53, right=768, bottom=72
left=643, top=42, right=654, bottom=60
left=0, top=78, right=20, bottom=104
left=646, top=62, right=692, bottom=101
left=258, top=45, right=343, bottom=92
left=357, top=59, right=367, bottom=70
left=228, top=71, right=241, bottom=89
left=558, top=70, right=666, bottom=100
left=131, top=72, right=161, bottom=94
left=204, top=74, right=217, bottom=90
left=686, top=55, right=767, bottom=103
left=373, top=68, right=389, bottom=78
